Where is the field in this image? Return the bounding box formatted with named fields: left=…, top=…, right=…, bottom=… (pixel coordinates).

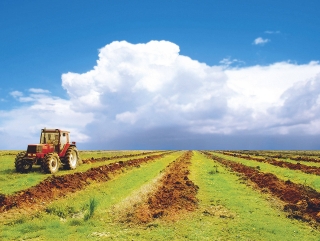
left=1, top=150, right=320, bottom=240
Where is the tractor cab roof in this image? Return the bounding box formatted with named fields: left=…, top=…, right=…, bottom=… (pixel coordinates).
left=41, top=128, right=70, bottom=134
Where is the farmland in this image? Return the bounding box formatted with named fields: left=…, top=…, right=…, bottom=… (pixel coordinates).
left=1, top=150, right=320, bottom=240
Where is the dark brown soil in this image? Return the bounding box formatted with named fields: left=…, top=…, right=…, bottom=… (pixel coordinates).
left=0, top=152, right=172, bottom=213
left=126, top=151, right=199, bottom=223
left=203, top=152, right=320, bottom=223
left=222, top=152, right=320, bottom=175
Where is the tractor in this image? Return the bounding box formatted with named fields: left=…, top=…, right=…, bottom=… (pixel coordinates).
left=15, top=128, right=80, bottom=174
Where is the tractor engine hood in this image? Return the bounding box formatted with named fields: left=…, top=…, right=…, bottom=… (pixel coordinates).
left=27, top=144, right=54, bottom=153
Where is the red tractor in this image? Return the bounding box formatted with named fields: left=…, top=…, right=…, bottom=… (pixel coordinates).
left=15, top=128, right=81, bottom=174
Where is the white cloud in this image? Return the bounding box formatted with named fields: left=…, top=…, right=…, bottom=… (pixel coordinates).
left=29, top=88, right=51, bottom=94
left=221, top=62, right=320, bottom=135
left=10, top=91, right=23, bottom=98
left=265, top=30, right=280, bottom=34
left=1, top=40, right=320, bottom=149
left=219, top=57, right=245, bottom=67
left=0, top=90, right=93, bottom=149
left=253, top=37, right=270, bottom=45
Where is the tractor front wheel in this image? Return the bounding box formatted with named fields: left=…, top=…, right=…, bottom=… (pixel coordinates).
left=15, top=151, right=32, bottom=173
left=42, top=153, right=60, bottom=174
left=64, top=147, right=79, bottom=170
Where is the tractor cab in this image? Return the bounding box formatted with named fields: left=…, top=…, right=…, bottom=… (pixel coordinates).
left=40, top=128, right=69, bottom=153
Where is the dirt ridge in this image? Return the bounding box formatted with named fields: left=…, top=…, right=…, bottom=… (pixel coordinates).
left=125, top=151, right=199, bottom=223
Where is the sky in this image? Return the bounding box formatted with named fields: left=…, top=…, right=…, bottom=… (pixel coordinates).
left=1, top=0, right=320, bottom=150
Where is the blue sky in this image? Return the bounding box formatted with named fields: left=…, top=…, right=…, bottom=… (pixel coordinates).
left=1, top=1, right=320, bottom=150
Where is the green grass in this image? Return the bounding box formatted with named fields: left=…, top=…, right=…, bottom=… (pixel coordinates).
left=1, top=150, right=320, bottom=240
left=0, top=151, right=183, bottom=240
left=0, top=153, right=46, bottom=194
left=186, top=151, right=320, bottom=240
left=213, top=152, right=320, bottom=192
left=83, top=197, right=98, bottom=221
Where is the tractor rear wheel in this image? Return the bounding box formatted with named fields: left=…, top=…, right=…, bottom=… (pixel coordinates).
left=42, top=153, right=60, bottom=174
left=15, top=151, right=32, bottom=173
left=64, top=146, right=79, bottom=170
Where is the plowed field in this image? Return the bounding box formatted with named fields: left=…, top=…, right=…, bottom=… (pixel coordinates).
left=1, top=150, right=320, bottom=240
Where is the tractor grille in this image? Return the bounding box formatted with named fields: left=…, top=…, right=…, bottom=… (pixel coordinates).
left=27, top=145, right=42, bottom=153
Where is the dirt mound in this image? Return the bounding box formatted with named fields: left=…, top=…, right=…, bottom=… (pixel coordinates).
left=0, top=153, right=171, bottom=213
left=125, top=151, right=199, bottom=223
left=203, top=152, right=320, bottom=223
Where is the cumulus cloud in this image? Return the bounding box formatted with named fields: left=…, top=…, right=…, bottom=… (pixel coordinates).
left=268, top=73, right=320, bottom=135
left=60, top=41, right=320, bottom=145
left=253, top=37, right=270, bottom=45
left=1, top=40, right=320, bottom=149
left=60, top=40, right=232, bottom=145
left=219, top=62, right=320, bottom=136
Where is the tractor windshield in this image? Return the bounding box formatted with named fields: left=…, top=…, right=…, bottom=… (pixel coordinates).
left=40, top=132, right=60, bottom=145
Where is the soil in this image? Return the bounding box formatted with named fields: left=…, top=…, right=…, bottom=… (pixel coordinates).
left=124, top=151, right=199, bottom=223
left=203, top=152, right=320, bottom=224
left=222, top=152, right=320, bottom=175
left=0, top=152, right=172, bottom=214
